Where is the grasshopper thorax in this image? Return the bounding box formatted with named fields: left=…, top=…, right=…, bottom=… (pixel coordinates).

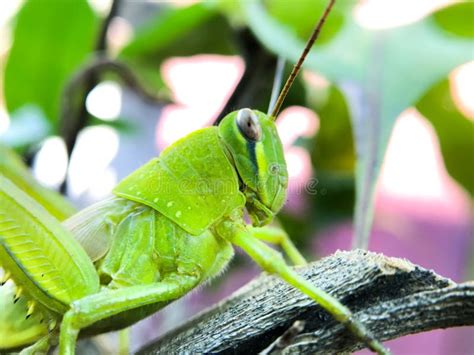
left=218, top=109, right=288, bottom=227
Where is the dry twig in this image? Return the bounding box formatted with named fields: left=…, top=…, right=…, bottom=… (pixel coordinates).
left=138, top=250, right=474, bottom=354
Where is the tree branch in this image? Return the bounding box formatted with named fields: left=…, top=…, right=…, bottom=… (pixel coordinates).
left=59, top=0, right=121, bottom=194
left=60, top=58, right=165, bottom=117
left=137, top=250, right=474, bottom=354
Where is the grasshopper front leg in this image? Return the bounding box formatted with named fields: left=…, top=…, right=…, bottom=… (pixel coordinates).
left=119, top=328, right=130, bottom=355
left=231, top=227, right=389, bottom=355
left=249, top=226, right=307, bottom=266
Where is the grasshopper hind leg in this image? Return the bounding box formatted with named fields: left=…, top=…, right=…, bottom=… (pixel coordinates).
left=231, top=228, right=390, bottom=355
left=0, top=275, right=50, bottom=352
left=58, top=274, right=200, bottom=355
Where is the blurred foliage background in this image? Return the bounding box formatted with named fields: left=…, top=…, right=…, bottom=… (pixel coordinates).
left=0, top=0, right=473, bottom=353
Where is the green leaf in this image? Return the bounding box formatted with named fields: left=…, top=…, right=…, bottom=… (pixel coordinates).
left=242, top=2, right=474, bottom=249
left=310, top=172, right=355, bottom=228
left=303, top=84, right=356, bottom=231
left=416, top=79, right=474, bottom=196
left=279, top=84, right=356, bottom=236
left=88, top=116, right=137, bottom=134
left=4, top=0, right=99, bottom=129
left=122, top=4, right=221, bottom=57
left=309, top=85, right=355, bottom=172
left=433, top=2, right=474, bottom=38
left=120, top=3, right=236, bottom=94
left=265, top=0, right=351, bottom=45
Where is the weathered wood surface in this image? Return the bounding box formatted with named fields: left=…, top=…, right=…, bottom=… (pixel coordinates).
left=137, top=250, right=474, bottom=354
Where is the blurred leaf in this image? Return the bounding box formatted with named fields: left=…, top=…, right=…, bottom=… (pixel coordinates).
left=281, top=84, right=356, bottom=242
left=120, top=3, right=237, bottom=94
left=0, top=144, right=76, bottom=221
left=309, top=85, right=355, bottom=172
left=277, top=212, right=311, bottom=247
left=304, top=84, right=356, bottom=233
left=279, top=172, right=355, bottom=247
left=416, top=79, right=474, bottom=196
left=280, top=67, right=307, bottom=110
left=88, top=116, right=137, bottom=134
left=122, top=4, right=219, bottom=55
left=265, top=0, right=352, bottom=44
left=311, top=172, right=355, bottom=226
left=212, top=0, right=246, bottom=25
left=433, top=2, right=474, bottom=38
left=4, top=0, right=99, bottom=129
left=0, top=106, right=50, bottom=150
left=243, top=1, right=474, bottom=248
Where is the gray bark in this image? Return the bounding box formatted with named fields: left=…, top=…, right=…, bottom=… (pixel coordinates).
left=137, top=250, right=474, bottom=354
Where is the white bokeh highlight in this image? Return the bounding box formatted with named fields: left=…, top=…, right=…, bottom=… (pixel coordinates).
left=450, top=61, right=474, bottom=120
left=354, top=0, right=454, bottom=29
left=32, top=136, right=68, bottom=189
left=67, top=125, right=119, bottom=198
left=86, top=81, right=122, bottom=121
left=0, top=107, right=10, bottom=135
left=156, top=55, right=244, bottom=150
left=378, top=108, right=470, bottom=221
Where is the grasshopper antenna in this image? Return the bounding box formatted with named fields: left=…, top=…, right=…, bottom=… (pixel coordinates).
left=270, top=0, right=336, bottom=119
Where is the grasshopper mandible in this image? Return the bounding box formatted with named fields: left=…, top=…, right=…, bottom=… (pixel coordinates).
left=0, top=0, right=389, bottom=353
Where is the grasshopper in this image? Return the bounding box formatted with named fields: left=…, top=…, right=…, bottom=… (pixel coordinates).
left=0, top=0, right=389, bottom=353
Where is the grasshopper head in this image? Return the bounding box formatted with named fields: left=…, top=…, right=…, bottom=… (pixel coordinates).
left=219, top=108, right=288, bottom=226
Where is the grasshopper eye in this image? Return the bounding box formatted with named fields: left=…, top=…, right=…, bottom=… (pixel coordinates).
left=236, top=108, right=262, bottom=141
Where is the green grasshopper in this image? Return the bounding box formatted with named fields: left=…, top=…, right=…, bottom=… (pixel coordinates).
left=0, top=1, right=389, bottom=353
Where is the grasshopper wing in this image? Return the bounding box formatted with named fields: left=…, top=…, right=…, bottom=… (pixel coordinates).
left=63, top=197, right=139, bottom=262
